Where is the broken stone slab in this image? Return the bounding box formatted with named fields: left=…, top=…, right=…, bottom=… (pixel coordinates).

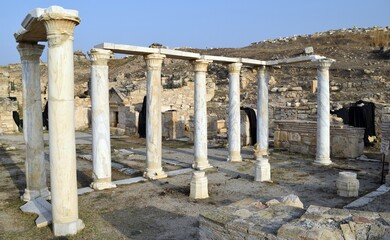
left=166, top=168, right=193, bottom=177
left=163, top=159, right=192, bottom=168
left=77, top=187, right=94, bottom=195
left=20, top=197, right=52, bottom=227
left=112, top=176, right=146, bottom=186
left=280, top=194, right=304, bottom=209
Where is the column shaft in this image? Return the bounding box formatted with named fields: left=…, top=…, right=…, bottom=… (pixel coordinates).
left=144, top=54, right=167, bottom=179
left=256, top=66, right=269, bottom=156
left=89, top=49, right=116, bottom=190
left=42, top=12, right=84, bottom=236
left=17, top=43, right=50, bottom=201
left=315, top=59, right=334, bottom=165
left=193, top=60, right=212, bottom=170
left=227, top=63, right=242, bottom=162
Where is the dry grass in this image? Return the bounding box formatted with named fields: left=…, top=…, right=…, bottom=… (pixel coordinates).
left=370, top=29, right=390, bottom=48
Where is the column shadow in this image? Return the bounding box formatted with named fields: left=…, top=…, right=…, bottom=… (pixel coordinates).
left=101, top=206, right=198, bottom=240
left=0, top=144, right=25, bottom=195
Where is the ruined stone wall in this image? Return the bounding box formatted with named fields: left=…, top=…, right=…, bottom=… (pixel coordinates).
left=274, top=120, right=365, bottom=158
left=0, top=98, right=19, bottom=134
left=382, top=106, right=390, bottom=161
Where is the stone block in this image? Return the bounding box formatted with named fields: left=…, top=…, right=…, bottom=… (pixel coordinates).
left=190, top=171, right=209, bottom=199
left=280, top=194, right=304, bottom=209
left=336, top=172, right=359, bottom=197
left=288, top=132, right=301, bottom=142
left=20, top=197, right=52, bottom=227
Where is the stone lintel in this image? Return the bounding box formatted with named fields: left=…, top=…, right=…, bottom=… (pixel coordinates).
left=15, top=6, right=79, bottom=43
left=266, top=55, right=329, bottom=66
left=96, top=42, right=201, bottom=60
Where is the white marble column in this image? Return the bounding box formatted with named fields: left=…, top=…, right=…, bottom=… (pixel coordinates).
left=227, top=62, right=242, bottom=162
left=315, top=59, right=334, bottom=165
left=17, top=43, right=50, bottom=201
left=88, top=48, right=116, bottom=190
left=41, top=12, right=84, bottom=236
left=256, top=66, right=269, bottom=156
left=144, top=54, right=167, bottom=179
left=193, top=59, right=212, bottom=170
left=254, top=66, right=271, bottom=181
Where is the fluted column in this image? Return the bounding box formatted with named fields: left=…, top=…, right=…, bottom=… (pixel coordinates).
left=315, top=59, right=334, bottom=165
left=41, top=11, right=84, bottom=236
left=88, top=48, right=116, bottom=190
left=193, top=59, right=212, bottom=170
left=254, top=66, right=271, bottom=182
left=227, top=62, right=242, bottom=162
left=144, top=54, right=167, bottom=179
left=17, top=43, right=50, bottom=201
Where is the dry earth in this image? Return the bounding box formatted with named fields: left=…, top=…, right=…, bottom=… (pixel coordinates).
left=0, top=131, right=388, bottom=239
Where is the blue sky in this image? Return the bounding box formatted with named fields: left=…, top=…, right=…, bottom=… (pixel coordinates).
left=1, top=0, right=389, bottom=65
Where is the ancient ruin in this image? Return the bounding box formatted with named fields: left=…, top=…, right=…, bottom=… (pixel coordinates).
left=14, top=6, right=84, bottom=236
left=2, top=4, right=388, bottom=239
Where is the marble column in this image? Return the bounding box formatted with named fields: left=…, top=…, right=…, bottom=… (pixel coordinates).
left=41, top=13, right=84, bottom=236
left=88, top=48, right=116, bottom=190
left=144, top=54, right=167, bottom=179
left=227, top=62, right=243, bottom=162
left=315, top=59, right=334, bottom=165
left=17, top=43, right=50, bottom=201
left=193, top=59, right=212, bottom=170
left=254, top=66, right=271, bottom=181
left=256, top=66, right=269, bottom=156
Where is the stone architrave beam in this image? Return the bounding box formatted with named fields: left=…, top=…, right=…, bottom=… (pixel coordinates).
left=227, top=62, right=243, bottom=162
left=315, top=59, right=335, bottom=165
left=88, top=48, right=116, bottom=190
left=17, top=42, right=50, bottom=201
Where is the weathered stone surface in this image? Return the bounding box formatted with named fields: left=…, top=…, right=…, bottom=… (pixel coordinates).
left=20, top=197, right=52, bottom=228
left=274, top=120, right=365, bottom=158
left=280, top=194, right=304, bottom=209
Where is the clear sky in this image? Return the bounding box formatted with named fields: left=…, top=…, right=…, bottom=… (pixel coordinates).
left=1, top=0, right=389, bottom=65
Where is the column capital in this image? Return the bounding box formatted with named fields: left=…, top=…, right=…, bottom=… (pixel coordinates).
left=144, top=53, right=165, bottom=71
left=193, top=59, right=212, bottom=72
left=40, top=13, right=80, bottom=46
left=317, top=59, right=335, bottom=70
left=227, top=62, right=242, bottom=74
left=88, top=48, right=112, bottom=65
left=17, top=43, right=45, bottom=61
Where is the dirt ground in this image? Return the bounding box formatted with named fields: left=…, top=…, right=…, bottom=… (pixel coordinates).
left=0, top=131, right=388, bottom=239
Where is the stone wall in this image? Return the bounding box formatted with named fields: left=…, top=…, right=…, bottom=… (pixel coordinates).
left=0, top=98, right=19, bottom=134
left=382, top=106, right=390, bottom=161
left=274, top=120, right=365, bottom=158
left=199, top=197, right=390, bottom=240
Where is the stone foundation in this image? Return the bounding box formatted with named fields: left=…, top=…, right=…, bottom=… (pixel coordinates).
left=199, top=198, right=390, bottom=240
left=274, top=120, right=365, bottom=158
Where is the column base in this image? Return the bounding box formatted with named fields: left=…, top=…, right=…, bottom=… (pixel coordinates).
left=144, top=168, right=167, bottom=180
left=53, top=219, right=84, bottom=237
left=192, top=160, right=212, bottom=171
left=190, top=171, right=209, bottom=199
left=90, top=180, right=117, bottom=191
left=21, top=187, right=51, bottom=202
left=254, top=158, right=271, bottom=182
left=314, top=156, right=333, bottom=166
left=227, top=152, right=242, bottom=162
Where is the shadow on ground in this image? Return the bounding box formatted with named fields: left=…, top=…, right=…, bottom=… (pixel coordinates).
left=102, top=206, right=198, bottom=240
